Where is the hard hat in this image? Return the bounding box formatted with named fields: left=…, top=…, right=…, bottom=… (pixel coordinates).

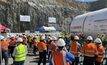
left=10, top=34, right=15, bottom=38
left=41, top=36, right=45, bottom=40
left=0, top=36, right=4, bottom=40
left=16, top=38, right=23, bottom=42
left=94, top=38, right=102, bottom=43
left=74, top=36, right=79, bottom=40
left=48, top=37, right=53, bottom=40
left=58, top=35, right=62, bottom=38
left=57, top=39, right=66, bottom=46
left=97, top=33, right=100, bottom=35
left=24, top=35, right=26, bottom=38
left=86, top=36, right=93, bottom=40
left=52, top=36, right=57, bottom=40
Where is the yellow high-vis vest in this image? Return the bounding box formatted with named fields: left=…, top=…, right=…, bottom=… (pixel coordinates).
left=15, top=44, right=27, bottom=61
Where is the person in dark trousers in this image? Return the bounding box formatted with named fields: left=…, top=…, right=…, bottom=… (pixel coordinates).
left=70, top=36, right=81, bottom=65
left=37, top=36, right=47, bottom=65
left=12, top=37, right=27, bottom=65
left=81, top=36, right=98, bottom=65
left=49, top=38, right=75, bottom=65
left=0, top=36, right=9, bottom=65
left=94, top=38, right=105, bottom=65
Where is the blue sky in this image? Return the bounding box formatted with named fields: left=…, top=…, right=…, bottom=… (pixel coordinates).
left=76, top=0, right=97, bottom=2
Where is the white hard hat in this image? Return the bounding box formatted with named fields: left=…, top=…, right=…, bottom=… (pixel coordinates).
left=57, top=39, right=66, bottom=46
left=52, top=36, right=57, bottom=40
left=94, top=38, right=102, bottom=43
left=41, top=36, right=45, bottom=40
left=10, top=34, right=15, bottom=38
left=74, top=36, right=79, bottom=40
left=24, top=35, right=26, bottom=38
left=0, top=36, right=4, bottom=40
left=58, top=35, right=62, bottom=37
left=48, top=37, right=53, bottom=40
left=87, top=36, right=93, bottom=40
left=16, top=38, right=23, bottom=42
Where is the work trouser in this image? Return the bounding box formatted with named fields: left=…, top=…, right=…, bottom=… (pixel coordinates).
left=48, top=51, right=51, bottom=61
left=33, top=46, right=37, bottom=55
left=2, top=51, right=8, bottom=65
left=14, top=61, right=24, bottom=65
left=83, top=56, right=95, bottom=65
left=38, top=50, right=46, bottom=65
left=8, top=46, right=15, bottom=57
left=8, top=46, right=15, bottom=64
left=0, top=53, right=1, bottom=65
left=71, top=57, right=79, bottom=65
left=28, top=42, right=32, bottom=48
left=95, top=60, right=102, bottom=65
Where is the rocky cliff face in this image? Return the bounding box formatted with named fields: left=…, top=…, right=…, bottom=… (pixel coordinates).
left=89, top=0, right=107, bottom=11
left=0, top=0, right=88, bottom=32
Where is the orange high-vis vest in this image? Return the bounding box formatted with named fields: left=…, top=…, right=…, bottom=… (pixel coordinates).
left=50, top=42, right=57, bottom=52
left=70, top=41, right=81, bottom=57
left=37, top=42, right=46, bottom=52
left=33, top=39, right=38, bottom=47
left=1, top=41, right=9, bottom=51
left=81, top=43, right=97, bottom=57
left=96, top=44, right=105, bottom=63
left=47, top=43, right=51, bottom=51
left=9, top=39, right=16, bottom=46
left=52, top=50, right=70, bottom=65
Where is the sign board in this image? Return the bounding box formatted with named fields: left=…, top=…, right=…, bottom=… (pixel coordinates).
left=48, top=17, right=56, bottom=23
left=34, top=31, right=40, bottom=33
left=20, top=15, right=30, bottom=22
left=25, top=30, right=30, bottom=34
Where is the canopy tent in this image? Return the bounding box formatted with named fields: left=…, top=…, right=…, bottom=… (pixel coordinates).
left=38, top=26, right=56, bottom=31
left=0, top=24, right=9, bottom=32
left=75, top=0, right=97, bottom=2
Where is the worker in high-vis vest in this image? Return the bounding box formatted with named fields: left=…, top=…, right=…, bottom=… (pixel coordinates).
left=94, top=38, right=105, bottom=65
left=70, top=36, right=81, bottom=65
left=81, top=36, right=98, bottom=65
left=37, top=36, right=47, bottom=65
left=0, top=35, right=9, bottom=65
left=12, top=37, right=27, bottom=65
left=49, top=39, right=75, bottom=65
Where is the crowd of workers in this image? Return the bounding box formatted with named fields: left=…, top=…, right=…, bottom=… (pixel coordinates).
left=0, top=33, right=106, bottom=65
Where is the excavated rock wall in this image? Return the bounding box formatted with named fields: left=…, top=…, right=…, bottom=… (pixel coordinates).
left=0, top=0, right=87, bottom=32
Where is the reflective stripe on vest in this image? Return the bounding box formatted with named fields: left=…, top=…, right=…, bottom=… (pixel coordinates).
left=98, top=56, right=104, bottom=58
left=84, top=54, right=95, bottom=57
left=15, top=44, right=27, bottom=61
left=85, top=50, right=95, bottom=53
left=97, top=52, right=105, bottom=55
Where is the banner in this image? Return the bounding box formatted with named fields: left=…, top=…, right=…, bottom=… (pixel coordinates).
left=20, top=15, right=31, bottom=22
left=48, top=17, right=56, bottom=23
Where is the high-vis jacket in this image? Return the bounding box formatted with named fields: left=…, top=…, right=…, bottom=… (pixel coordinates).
left=50, top=49, right=75, bottom=65
left=14, top=44, right=27, bottom=61
left=96, top=44, right=105, bottom=63
left=9, top=39, right=16, bottom=46
left=37, top=42, right=46, bottom=52
left=70, top=41, right=81, bottom=57
left=1, top=40, right=9, bottom=52
left=81, top=43, right=97, bottom=57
